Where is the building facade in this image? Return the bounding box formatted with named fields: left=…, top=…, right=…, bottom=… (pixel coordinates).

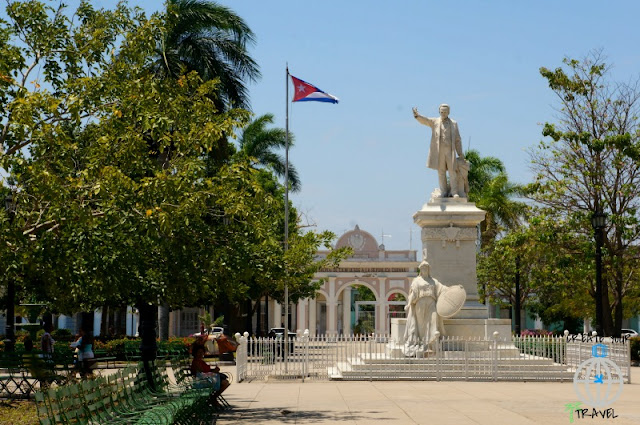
left=293, top=225, right=417, bottom=335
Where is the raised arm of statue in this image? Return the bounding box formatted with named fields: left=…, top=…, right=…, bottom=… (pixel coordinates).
left=412, top=107, right=434, bottom=128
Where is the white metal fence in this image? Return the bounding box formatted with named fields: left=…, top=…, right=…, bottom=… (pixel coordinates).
left=234, top=332, right=631, bottom=383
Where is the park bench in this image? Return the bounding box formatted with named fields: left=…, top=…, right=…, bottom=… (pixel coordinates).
left=35, top=359, right=227, bottom=424
left=0, top=352, right=69, bottom=397
left=91, top=349, right=119, bottom=370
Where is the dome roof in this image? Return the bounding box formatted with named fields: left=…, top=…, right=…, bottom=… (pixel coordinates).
left=335, top=225, right=379, bottom=253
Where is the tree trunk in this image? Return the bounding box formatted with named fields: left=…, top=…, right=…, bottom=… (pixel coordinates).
left=80, top=312, right=94, bottom=335
left=614, top=266, right=624, bottom=337
left=101, top=306, right=109, bottom=336
left=245, top=299, right=253, bottom=335
left=265, top=294, right=270, bottom=331
left=256, top=297, right=263, bottom=337
left=602, top=285, right=614, bottom=337
left=158, top=303, right=170, bottom=340
left=136, top=300, right=158, bottom=389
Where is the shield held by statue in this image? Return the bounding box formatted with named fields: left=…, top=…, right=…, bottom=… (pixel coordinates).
left=436, top=285, right=466, bottom=318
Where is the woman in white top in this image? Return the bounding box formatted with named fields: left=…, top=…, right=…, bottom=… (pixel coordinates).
left=70, top=329, right=94, bottom=377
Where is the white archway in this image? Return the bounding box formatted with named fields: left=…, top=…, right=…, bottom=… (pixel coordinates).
left=335, top=281, right=379, bottom=335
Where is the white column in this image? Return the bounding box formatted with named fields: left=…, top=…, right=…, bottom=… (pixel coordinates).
left=327, top=278, right=337, bottom=335
left=126, top=306, right=133, bottom=337
left=297, top=299, right=306, bottom=333
left=342, top=286, right=352, bottom=335
left=93, top=309, right=102, bottom=336
left=167, top=311, right=173, bottom=337
left=58, top=315, right=67, bottom=330
left=134, top=311, right=140, bottom=337
left=377, top=278, right=386, bottom=334
left=309, top=298, right=317, bottom=336
left=273, top=301, right=282, bottom=328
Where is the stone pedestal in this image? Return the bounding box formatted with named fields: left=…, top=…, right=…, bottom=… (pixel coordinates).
left=412, top=196, right=512, bottom=340
left=413, top=197, right=485, bottom=318
left=390, top=317, right=512, bottom=343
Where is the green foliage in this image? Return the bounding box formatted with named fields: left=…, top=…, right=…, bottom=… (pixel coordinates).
left=50, top=328, right=73, bottom=341
left=353, top=285, right=376, bottom=302
left=353, top=319, right=374, bottom=335
left=630, top=336, right=640, bottom=362
left=531, top=50, right=640, bottom=334
left=235, top=113, right=300, bottom=191
left=0, top=1, right=347, bottom=340
left=152, top=0, right=260, bottom=110
left=466, top=149, right=526, bottom=245
left=478, top=213, right=594, bottom=326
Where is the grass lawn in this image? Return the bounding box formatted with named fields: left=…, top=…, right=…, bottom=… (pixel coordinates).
left=0, top=400, right=39, bottom=425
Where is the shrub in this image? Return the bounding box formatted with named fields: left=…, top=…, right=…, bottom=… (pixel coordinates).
left=15, top=330, right=30, bottom=342
left=162, top=337, right=194, bottom=355
left=630, top=336, right=640, bottom=362
left=520, top=329, right=554, bottom=337
left=51, top=328, right=73, bottom=342
left=103, top=338, right=128, bottom=360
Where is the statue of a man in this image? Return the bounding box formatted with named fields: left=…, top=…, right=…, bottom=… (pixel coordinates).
left=413, top=104, right=466, bottom=198
left=403, top=260, right=446, bottom=356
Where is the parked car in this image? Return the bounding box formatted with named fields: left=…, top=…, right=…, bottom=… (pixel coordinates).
left=269, top=327, right=295, bottom=355
left=621, top=329, right=638, bottom=337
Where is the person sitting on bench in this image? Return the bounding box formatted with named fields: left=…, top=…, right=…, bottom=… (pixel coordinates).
left=190, top=344, right=230, bottom=406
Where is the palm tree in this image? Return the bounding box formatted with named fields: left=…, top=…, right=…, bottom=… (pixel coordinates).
left=150, top=0, right=260, bottom=342
left=466, top=149, right=526, bottom=244
left=236, top=113, right=301, bottom=192
left=153, top=0, right=260, bottom=110
left=465, top=149, right=505, bottom=197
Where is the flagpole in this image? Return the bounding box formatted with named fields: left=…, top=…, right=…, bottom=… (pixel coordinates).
left=284, top=65, right=290, bottom=371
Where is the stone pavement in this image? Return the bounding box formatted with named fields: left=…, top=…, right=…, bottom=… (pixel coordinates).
left=215, top=367, right=640, bottom=424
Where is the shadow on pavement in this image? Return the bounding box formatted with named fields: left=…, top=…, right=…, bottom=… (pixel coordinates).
left=217, top=406, right=394, bottom=423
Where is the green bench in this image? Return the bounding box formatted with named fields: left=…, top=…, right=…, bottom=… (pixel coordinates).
left=0, top=352, right=70, bottom=397
left=91, top=349, right=119, bottom=369
left=35, top=360, right=225, bottom=424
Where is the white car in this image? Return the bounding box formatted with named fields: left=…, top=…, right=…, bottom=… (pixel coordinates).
left=621, top=329, right=638, bottom=337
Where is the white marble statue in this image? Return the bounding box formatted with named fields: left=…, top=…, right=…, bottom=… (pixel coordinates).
left=403, top=260, right=446, bottom=356
left=413, top=104, right=467, bottom=198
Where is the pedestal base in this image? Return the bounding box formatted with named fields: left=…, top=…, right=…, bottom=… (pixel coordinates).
left=390, top=317, right=512, bottom=342
left=443, top=318, right=512, bottom=341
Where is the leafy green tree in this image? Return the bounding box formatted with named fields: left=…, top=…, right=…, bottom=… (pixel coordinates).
left=531, top=50, right=640, bottom=335
left=148, top=0, right=261, bottom=337
left=1, top=2, right=348, bottom=356
left=235, top=113, right=301, bottom=192
left=478, top=215, right=593, bottom=332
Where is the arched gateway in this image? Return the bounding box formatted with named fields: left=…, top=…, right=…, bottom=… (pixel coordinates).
left=295, top=225, right=418, bottom=335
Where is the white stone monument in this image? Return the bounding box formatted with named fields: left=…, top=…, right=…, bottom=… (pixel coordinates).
left=391, top=104, right=512, bottom=343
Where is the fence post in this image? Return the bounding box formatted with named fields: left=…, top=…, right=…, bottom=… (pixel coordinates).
left=303, top=329, right=309, bottom=381
left=492, top=331, right=499, bottom=382
left=627, top=338, right=632, bottom=384
left=369, top=333, right=373, bottom=382
left=434, top=331, right=441, bottom=382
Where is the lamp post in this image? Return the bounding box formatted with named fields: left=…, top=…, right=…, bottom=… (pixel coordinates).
left=591, top=210, right=607, bottom=336
left=4, top=193, right=16, bottom=351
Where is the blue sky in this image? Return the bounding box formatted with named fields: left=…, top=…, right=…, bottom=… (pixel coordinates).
left=13, top=1, right=640, bottom=250
left=219, top=1, right=640, bottom=250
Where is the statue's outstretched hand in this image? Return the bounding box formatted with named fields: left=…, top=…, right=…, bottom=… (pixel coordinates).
left=412, top=107, right=419, bottom=118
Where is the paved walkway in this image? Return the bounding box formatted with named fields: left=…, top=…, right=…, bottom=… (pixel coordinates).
left=216, top=367, right=640, bottom=424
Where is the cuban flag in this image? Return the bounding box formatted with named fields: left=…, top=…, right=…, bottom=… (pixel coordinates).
left=290, top=75, right=339, bottom=104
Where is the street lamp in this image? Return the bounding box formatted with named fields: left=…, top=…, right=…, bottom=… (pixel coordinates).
left=591, top=210, right=607, bottom=336
left=4, top=192, right=16, bottom=351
